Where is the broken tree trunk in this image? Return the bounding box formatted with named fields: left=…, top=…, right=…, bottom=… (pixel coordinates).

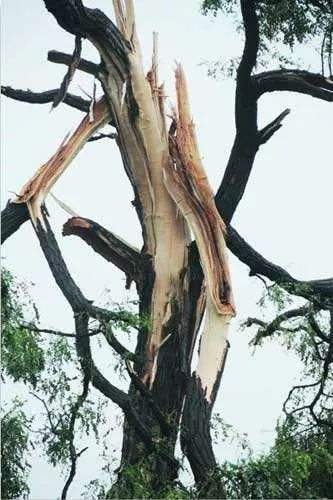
left=164, top=65, right=235, bottom=496
left=4, top=1, right=235, bottom=495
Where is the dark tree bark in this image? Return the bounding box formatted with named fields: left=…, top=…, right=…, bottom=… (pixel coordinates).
left=2, top=0, right=332, bottom=498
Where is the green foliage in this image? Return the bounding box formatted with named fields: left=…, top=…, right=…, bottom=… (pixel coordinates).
left=1, top=268, right=45, bottom=387
left=220, top=423, right=333, bottom=499
left=201, top=0, right=333, bottom=77
left=202, top=0, right=331, bottom=47
left=106, top=462, right=192, bottom=499
left=1, top=400, right=31, bottom=499
left=257, top=282, right=293, bottom=312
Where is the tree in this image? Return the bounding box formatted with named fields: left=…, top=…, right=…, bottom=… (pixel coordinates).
left=1, top=0, right=332, bottom=498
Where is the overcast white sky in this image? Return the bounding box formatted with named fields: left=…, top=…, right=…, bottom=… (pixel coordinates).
left=2, top=1, right=333, bottom=498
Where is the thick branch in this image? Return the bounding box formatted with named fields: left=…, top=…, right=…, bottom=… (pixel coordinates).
left=254, top=70, right=333, bottom=101
left=1, top=86, right=90, bottom=112
left=63, top=216, right=142, bottom=286
left=48, top=50, right=100, bottom=77
left=32, top=210, right=154, bottom=448
left=43, top=0, right=131, bottom=78
left=215, top=0, right=259, bottom=223
left=1, top=201, right=29, bottom=243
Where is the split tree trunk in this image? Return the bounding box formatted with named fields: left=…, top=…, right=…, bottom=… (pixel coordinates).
left=4, top=1, right=236, bottom=496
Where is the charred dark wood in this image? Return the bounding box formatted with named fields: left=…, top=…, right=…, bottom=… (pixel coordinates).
left=1, top=201, right=29, bottom=243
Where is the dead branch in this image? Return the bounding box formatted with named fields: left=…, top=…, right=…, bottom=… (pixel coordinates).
left=87, top=132, right=117, bottom=142
left=48, top=50, right=100, bottom=77
left=52, top=35, right=82, bottom=109
left=63, top=216, right=141, bottom=287
left=1, top=86, right=90, bottom=112
left=257, top=108, right=290, bottom=145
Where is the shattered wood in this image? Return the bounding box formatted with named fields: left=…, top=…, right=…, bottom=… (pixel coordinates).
left=13, top=98, right=110, bottom=225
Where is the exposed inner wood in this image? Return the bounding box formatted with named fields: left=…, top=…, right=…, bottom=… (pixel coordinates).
left=164, top=64, right=235, bottom=401
left=93, top=1, right=190, bottom=387
left=14, top=98, right=110, bottom=224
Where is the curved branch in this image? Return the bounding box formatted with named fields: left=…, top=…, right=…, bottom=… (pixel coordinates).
left=215, top=0, right=259, bottom=223
left=1, top=86, right=90, bottom=112
left=63, top=216, right=142, bottom=286
left=254, top=70, right=333, bottom=101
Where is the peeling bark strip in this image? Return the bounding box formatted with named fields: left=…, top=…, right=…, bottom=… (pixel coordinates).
left=164, top=64, right=235, bottom=401
left=14, top=98, right=110, bottom=224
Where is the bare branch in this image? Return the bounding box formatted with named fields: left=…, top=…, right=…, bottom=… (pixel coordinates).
left=257, top=108, right=290, bottom=145
left=1, top=86, right=90, bottom=112
left=48, top=50, right=100, bottom=77
left=254, top=70, right=333, bottom=101
left=21, top=322, right=100, bottom=338
left=87, top=132, right=117, bottom=142
left=63, top=216, right=142, bottom=287
left=52, top=35, right=82, bottom=109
